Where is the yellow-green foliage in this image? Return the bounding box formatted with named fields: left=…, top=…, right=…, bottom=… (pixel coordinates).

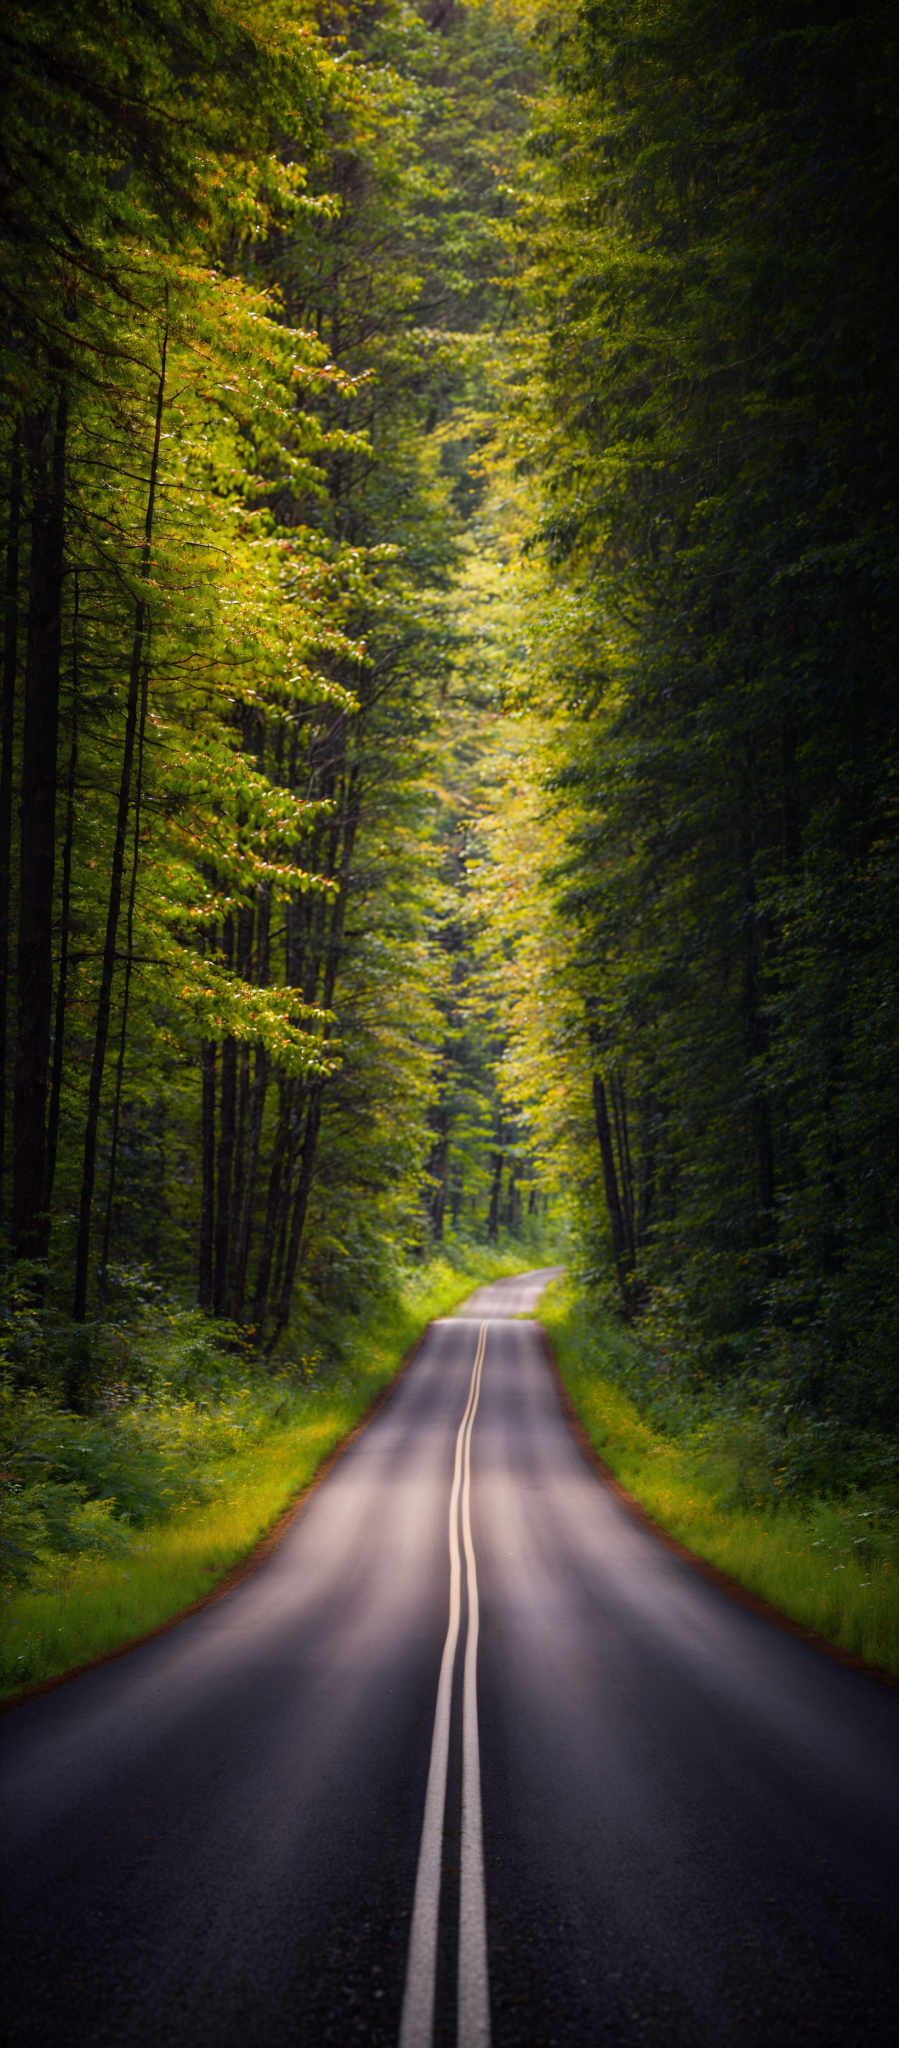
left=540, top=1277, right=899, bottom=1680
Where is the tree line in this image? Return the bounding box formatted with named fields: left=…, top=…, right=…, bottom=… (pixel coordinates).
left=496, top=0, right=899, bottom=1433
left=4, top=0, right=897, bottom=1448
left=0, top=0, right=544, bottom=1392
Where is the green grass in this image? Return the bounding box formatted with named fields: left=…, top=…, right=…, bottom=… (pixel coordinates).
left=540, top=1276, right=899, bottom=1680
left=0, top=1241, right=538, bottom=1701
left=18, top=1251, right=891, bottom=1695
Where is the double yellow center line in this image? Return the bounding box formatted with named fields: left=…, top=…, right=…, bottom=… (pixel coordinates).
left=399, top=1321, right=490, bottom=2048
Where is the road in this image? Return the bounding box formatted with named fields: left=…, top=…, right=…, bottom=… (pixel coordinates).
left=2, top=1269, right=898, bottom=2047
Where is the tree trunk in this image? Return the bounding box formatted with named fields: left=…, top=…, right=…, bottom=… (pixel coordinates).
left=252, top=1078, right=291, bottom=1331
left=427, top=1120, right=449, bottom=1240
left=230, top=885, right=271, bottom=1323
left=74, top=327, right=167, bottom=1320
left=99, top=624, right=152, bottom=1287
left=610, top=1071, right=637, bottom=1269
left=487, top=1136, right=504, bottom=1243
left=226, top=898, right=254, bottom=1312
left=13, top=391, right=67, bottom=1261
left=267, top=1085, right=323, bottom=1355
left=0, top=426, right=22, bottom=1231
left=264, top=767, right=360, bottom=1350
left=214, top=916, right=236, bottom=1317
left=592, top=1069, right=633, bottom=1307
left=199, top=1033, right=216, bottom=1311
left=45, top=569, right=80, bottom=1217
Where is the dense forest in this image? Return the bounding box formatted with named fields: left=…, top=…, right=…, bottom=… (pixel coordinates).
left=517, top=0, right=899, bottom=1448
left=0, top=0, right=547, bottom=1394
left=2, top=0, right=897, bottom=1459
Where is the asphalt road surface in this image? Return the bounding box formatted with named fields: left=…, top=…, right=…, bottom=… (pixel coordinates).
left=2, top=1269, right=898, bottom=2047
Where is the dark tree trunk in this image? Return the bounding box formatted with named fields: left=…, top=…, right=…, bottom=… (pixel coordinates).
left=230, top=885, right=271, bottom=1323
left=252, top=1079, right=291, bottom=1331
left=74, top=328, right=167, bottom=1321
left=13, top=392, right=67, bottom=1261
left=230, top=1042, right=269, bottom=1324
left=610, top=1072, right=637, bottom=1269
left=0, top=426, right=22, bottom=1230
left=226, top=898, right=254, bottom=1312
left=267, top=1085, right=323, bottom=1354
left=45, top=568, right=80, bottom=1217
left=99, top=623, right=152, bottom=1287
left=199, top=1034, right=216, bottom=1311
left=263, top=767, right=360, bottom=1350
left=214, top=915, right=236, bottom=1317
left=592, top=1069, right=633, bottom=1307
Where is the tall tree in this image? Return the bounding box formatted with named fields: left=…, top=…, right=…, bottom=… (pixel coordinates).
left=515, top=0, right=899, bottom=1413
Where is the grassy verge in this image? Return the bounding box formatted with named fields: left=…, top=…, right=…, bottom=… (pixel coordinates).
left=0, top=1241, right=538, bottom=1701
left=540, top=1275, right=899, bottom=1680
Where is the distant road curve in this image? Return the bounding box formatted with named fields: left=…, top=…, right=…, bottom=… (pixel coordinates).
left=2, top=1267, right=897, bottom=2046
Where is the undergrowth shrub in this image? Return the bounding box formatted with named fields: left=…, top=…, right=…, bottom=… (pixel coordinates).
left=546, top=1271, right=899, bottom=1532
left=1, top=1241, right=541, bottom=1602
left=0, top=1382, right=205, bottom=1586
left=541, top=1274, right=899, bottom=1672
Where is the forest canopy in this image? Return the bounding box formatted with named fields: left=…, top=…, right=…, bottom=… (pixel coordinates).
left=1, top=0, right=897, bottom=1458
